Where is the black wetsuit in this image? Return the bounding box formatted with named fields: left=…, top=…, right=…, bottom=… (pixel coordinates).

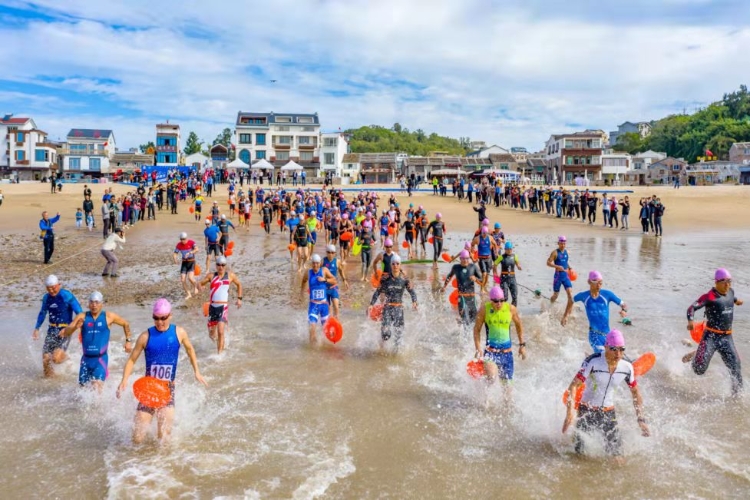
left=428, top=220, right=446, bottom=262
left=495, top=252, right=519, bottom=306
left=445, top=263, right=482, bottom=325
left=370, top=272, right=417, bottom=345
left=687, top=287, right=742, bottom=394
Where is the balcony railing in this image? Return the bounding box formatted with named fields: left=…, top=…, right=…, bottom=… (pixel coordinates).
left=59, top=147, right=108, bottom=156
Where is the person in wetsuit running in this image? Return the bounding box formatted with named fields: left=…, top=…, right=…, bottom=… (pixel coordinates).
left=562, top=330, right=649, bottom=461
left=493, top=241, right=523, bottom=307
left=32, top=275, right=83, bottom=378
left=428, top=212, right=447, bottom=267
left=472, top=226, right=497, bottom=291
left=547, top=235, right=575, bottom=308
left=372, top=238, right=397, bottom=281
left=300, top=254, right=337, bottom=343
left=561, top=270, right=627, bottom=353
left=368, top=254, right=418, bottom=350
left=359, top=222, right=375, bottom=281
left=61, top=291, right=132, bottom=392
left=323, top=244, right=349, bottom=318
left=683, top=268, right=744, bottom=395
left=116, top=298, right=207, bottom=444
left=472, top=286, right=526, bottom=399
left=442, top=250, right=483, bottom=326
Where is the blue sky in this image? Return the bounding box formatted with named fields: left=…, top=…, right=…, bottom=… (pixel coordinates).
left=1, top=0, right=749, bottom=151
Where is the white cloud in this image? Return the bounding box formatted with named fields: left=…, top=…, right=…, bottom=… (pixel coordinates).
left=1, top=0, right=749, bottom=150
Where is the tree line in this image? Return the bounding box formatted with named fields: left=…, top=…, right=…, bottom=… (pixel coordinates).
left=613, top=85, right=750, bottom=161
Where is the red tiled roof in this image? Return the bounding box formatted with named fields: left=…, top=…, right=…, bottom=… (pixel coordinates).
left=1, top=117, right=30, bottom=124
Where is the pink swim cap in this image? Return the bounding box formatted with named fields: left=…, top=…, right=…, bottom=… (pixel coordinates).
left=558, top=235, right=567, bottom=242
left=489, top=286, right=504, bottom=301
left=464, top=242, right=472, bottom=249
left=482, top=218, right=490, bottom=226
left=363, top=221, right=372, bottom=228
left=588, top=270, right=603, bottom=281
left=342, top=213, right=349, bottom=220
left=715, top=268, right=732, bottom=281
left=605, top=329, right=625, bottom=347
left=153, top=298, right=171, bottom=316
left=384, top=238, right=393, bottom=247
left=436, top=212, right=442, bottom=219
left=459, top=250, right=470, bottom=259
left=481, top=227, right=488, bottom=234
left=419, top=205, right=423, bottom=210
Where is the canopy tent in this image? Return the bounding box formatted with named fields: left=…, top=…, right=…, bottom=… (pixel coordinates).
left=470, top=168, right=521, bottom=179
left=226, top=158, right=249, bottom=170
left=251, top=159, right=274, bottom=170
left=280, top=160, right=304, bottom=171
left=430, top=169, right=467, bottom=176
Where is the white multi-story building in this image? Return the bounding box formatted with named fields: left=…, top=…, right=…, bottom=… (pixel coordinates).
left=1, top=115, right=58, bottom=180
left=61, top=129, right=116, bottom=176
left=631, top=150, right=666, bottom=171
left=319, top=132, right=349, bottom=176
left=544, top=130, right=605, bottom=183
left=234, top=112, right=321, bottom=173
left=601, top=151, right=631, bottom=184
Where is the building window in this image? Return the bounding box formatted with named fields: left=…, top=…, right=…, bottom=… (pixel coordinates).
left=239, top=134, right=252, bottom=144
left=301, top=126, right=315, bottom=132
left=276, top=116, right=291, bottom=123
left=70, top=157, right=81, bottom=169
left=298, top=117, right=313, bottom=123
left=35, top=149, right=46, bottom=162
left=90, top=157, right=101, bottom=170
left=298, top=136, right=311, bottom=145
left=324, top=138, right=337, bottom=147
left=16, top=150, right=25, bottom=161
left=16, top=132, right=24, bottom=142
left=672, top=164, right=681, bottom=171
left=276, top=151, right=290, bottom=161
left=256, top=133, right=266, bottom=145
left=277, top=136, right=291, bottom=145
left=239, top=149, right=251, bottom=164
left=301, top=151, right=314, bottom=161
left=324, top=153, right=335, bottom=164
left=276, top=126, right=290, bottom=132
left=256, top=150, right=266, bottom=159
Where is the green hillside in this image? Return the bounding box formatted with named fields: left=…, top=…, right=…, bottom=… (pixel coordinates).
left=614, top=85, right=750, bottom=160
left=346, top=124, right=469, bottom=156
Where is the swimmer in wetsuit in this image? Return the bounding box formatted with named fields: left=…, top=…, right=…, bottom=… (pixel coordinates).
left=368, top=255, right=418, bottom=350
left=493, top=242, right=522, bottom=307
left=173, top=231, right=199, bottom=299
left=472, top=286, right=526, bottom=401
left=562, top=330, right=650, bottom=461
left=198, top=255, right=243, bottom=354
left=547, top=235, right=575, bottom=307
left=428, top=213, right=447, bottom=267
left=32, top=274, right=83, bottom=378
left=683, top=268, right=744, bottom=396
left=472, top=226, right=497, bottom=291
left=372, top=238, right=397, bottom=281
left=300, top=254, right=337, bottom=343
left=323, top=245, right=349, bottom=318
left=61, top=291, right=132, bottom=392
left=116, top=298, right=207, bottom=444
left=561, top=270, right=627, bottom=353
left=442, top=250, right=483, bottom=327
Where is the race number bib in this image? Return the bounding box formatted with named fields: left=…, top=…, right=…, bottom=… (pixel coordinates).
left=149, top=364, right=173, bottom=380
left=312, top=289, right=325, bottom=300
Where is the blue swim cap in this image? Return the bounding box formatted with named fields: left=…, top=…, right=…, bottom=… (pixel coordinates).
left=505, top=242, right=513, bottom=249
left=494, top=222, right=501, bottom=229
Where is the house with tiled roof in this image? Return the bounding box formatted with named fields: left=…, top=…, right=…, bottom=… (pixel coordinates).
left=545, top=130, right=606, bottom=183
left=61, top=128, right=117, bottom=176
left=358, top=152, right=397, bottom=183
left=488, top=153, right=519, bottom=171
left=729, top=142, right=750, bottom=165
left=341, top=153, right=361, bottom=180
left=1, top=114, right=59, bottom=180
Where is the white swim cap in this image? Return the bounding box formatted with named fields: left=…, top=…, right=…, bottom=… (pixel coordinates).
left=179, top=232, right=188, bottom=239
left=391, top=254, right=402, bottom=264
left=89, top=291, right=103, bottom=303
left=205, top=219, right=211, bottom=224
left=216, top=256, right=227, bottom=265
left=311, top=254, right=322, bottom=263
left=326, top=244, right=336, bottom=253
left=45, top=275, right=59, bottom=287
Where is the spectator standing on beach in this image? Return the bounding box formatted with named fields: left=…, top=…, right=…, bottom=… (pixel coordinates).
left=39, top=210, right=60, bottom=264
left=653, top=198, right=665, bottom=237
left=619, top=196, right=630, bottom=230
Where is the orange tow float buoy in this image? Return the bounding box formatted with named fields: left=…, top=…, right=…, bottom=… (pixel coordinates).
left=132, top=376, right=172, bottom=409
left=466, top=359, right=485, bottom=379
left=369, top=303, right=384, bottom=321
left=324, top=317, right=343, bottom=344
